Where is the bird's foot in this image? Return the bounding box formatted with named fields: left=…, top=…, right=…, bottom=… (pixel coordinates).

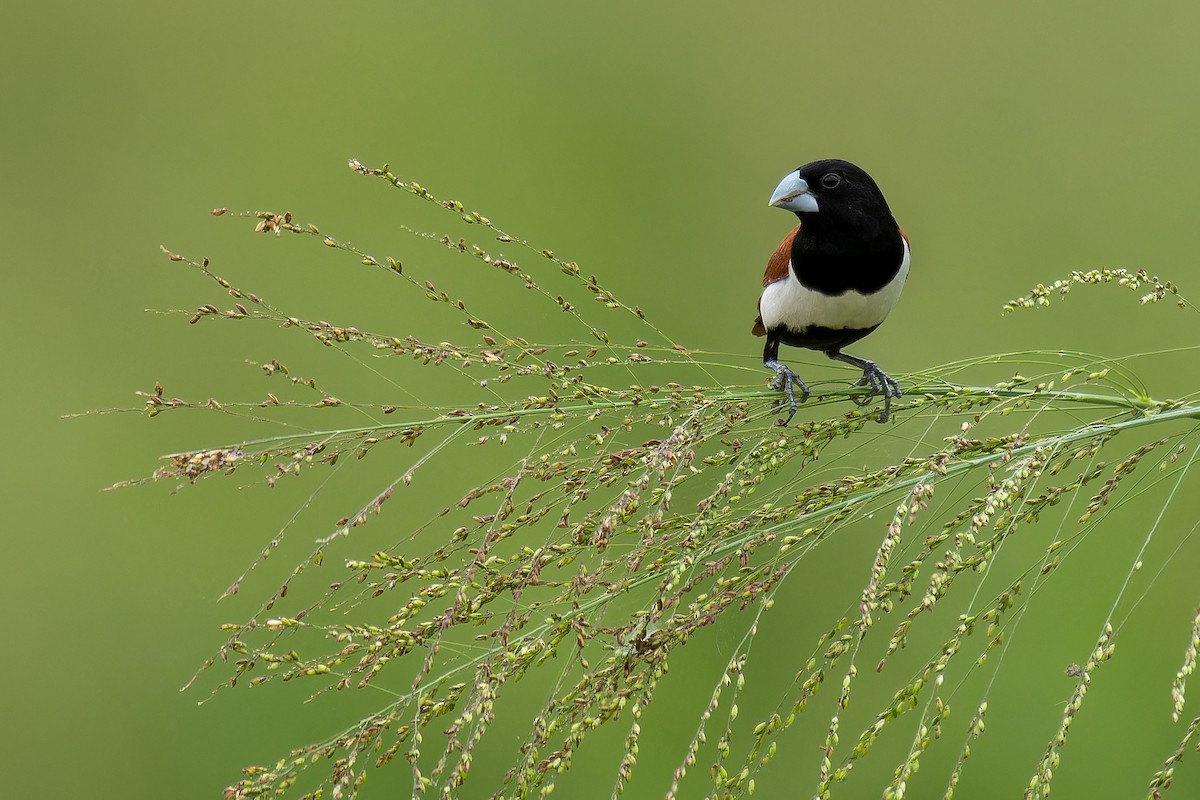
left=850, top=361, right=902, bottom=422
left=765, top=359, right=810, bottom=425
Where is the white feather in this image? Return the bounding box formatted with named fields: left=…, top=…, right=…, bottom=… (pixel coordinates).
left=759, top=238, right=909, bottom=333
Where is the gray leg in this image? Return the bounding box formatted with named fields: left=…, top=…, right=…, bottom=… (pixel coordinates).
left=828, top=351, right=901, bottom=423
left=764, top=337, right=809, bottom=424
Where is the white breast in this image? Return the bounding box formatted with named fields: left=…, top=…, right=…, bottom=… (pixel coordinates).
left=758, top=238, right=909, bottom=333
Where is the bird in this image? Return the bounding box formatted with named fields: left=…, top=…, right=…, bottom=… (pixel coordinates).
left=752, top=159, right=909, bottom=424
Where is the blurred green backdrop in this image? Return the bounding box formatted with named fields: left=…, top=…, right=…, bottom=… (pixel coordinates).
left=5, top=2, right=1200, bottom=798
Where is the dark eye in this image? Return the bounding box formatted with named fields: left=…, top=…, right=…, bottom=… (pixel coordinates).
left=821, top=173, right=841, bottom=189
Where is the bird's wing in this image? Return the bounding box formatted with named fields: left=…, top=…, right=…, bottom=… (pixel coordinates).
left=763, top=224, right=799, bottom=287
left=752, top=224, right=800, bottom=336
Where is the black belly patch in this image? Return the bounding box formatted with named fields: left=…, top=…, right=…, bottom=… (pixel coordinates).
left=772, top=323, right=880, bottom=353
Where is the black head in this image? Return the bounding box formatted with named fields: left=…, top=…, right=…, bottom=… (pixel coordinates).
left=769, top=158, right=895, bottom=233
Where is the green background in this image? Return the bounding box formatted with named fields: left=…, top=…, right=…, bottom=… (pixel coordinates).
left=5, top=2, right=1200, bottom=798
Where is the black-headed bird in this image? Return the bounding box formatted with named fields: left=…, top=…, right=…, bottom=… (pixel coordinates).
left=752, top=159, right=909, bottom=423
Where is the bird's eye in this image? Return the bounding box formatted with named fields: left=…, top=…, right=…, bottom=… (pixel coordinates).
left=820, top=173, right=841, bottom=189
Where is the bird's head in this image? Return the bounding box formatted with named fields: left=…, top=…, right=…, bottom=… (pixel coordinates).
left=768, top=159, right=893, bottom=226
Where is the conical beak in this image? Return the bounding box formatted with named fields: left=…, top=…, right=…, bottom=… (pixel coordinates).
left=768, top=170, right=819, bottom=213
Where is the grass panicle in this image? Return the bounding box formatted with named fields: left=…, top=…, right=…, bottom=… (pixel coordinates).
left=107, top=160, right=1200, bottom=799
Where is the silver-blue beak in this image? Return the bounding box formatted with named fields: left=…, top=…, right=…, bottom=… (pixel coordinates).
left=768, top=170, right=819, bottom=213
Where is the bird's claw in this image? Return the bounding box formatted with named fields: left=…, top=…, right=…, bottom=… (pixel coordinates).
left=765, top=360, right=810, bottom=425
left=851, top=363, right=902, bottom=422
